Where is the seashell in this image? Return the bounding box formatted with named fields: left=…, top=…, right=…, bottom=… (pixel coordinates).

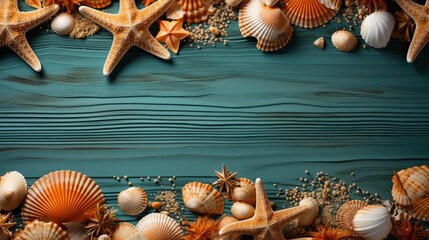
left=182, top=182, right=224, bottom=215
left=178, top=0, right=215, bottom=23
left=21, top=170, right=105, bottom=225
left=296, top=197, right=318, bottom=227
left=352, top=205, right=392, bottom=240
left=225, top=0, right=243, bottom=7
left=313, top=37, right=325, bottom=49
left=284, top=0, right=338, bottom=28
left=336, top=200, right=368, bottom=232
left=136, top=213, right=183, bottom=240
left=63, top=222, right=87, bottom=240
left=331, top=30, right=357, bottom=52
left=150, top=201, right=163, bottom=210
left=25, top=0, right=54, bottom=8
left=216, top=216, right=239, bottom=240
left=0, top=171, right=27, bottom=211
left=320, top=0, right=342, bottom=10
left=230, top=178, right=256, bottom=205
left=17, top=220, right=69, bottom=240
left=239, top=0, right=293, bottom=52
left=166, top=2, right=184, bottom=20
left=51, top=13, right=76, bottom=36
left=118, top=187, right=148, bottom=216
left=264, top=0, right=278, bottom=6
left=231, top=202, right=255, bottom=220
left=81, top=0, right=112, bottom=9
left=98, top=235, right=111, bottom=240
left=361, top=10, right=395, bottom=48
left=111, top=222, right=146, bottom=240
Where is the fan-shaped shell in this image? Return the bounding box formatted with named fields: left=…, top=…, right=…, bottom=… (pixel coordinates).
left=182, top=182, right=224, bottom=215
left=225, top=0, right=243, bottom=7
left=231, top=202, right=255, bottom=220
left=0, top=171, right=27, bottom=211
left=284, top=0, right=338, bottom=28
left=25, top=0, right=54, bottom=8
left=296, top=197, right=318, bottom=227
left=352, top=205, right=392, bottom=240
left=320, top=0, right=342, bottom=10
left=239, top=0, right=293, bottom=52
left=111, top=222, right=146, bottom=240
left=98, top=235, right=111, bottom=240
left=331, top=30, right=357, bottom=52
left=118, top=187, right=148, bottom=216
left=178, top=0, right=214, bottom=23
left=216, top=216, right=239, bottom=240
left=230, top=178, right=256, bottom=205
left=51, top=13, right=76, bottom=36
left=21, top=170, right=105, bottom=225
left=81, top=0, right=112, bottom=9
left=17, top=220, right=69, bottom=240
left=136, top=213, right=183, bottom=240
left=313, top=37, right=325, bottom=49
left=336, top=200, right=368, bottom=232
left=361, top=10, right=395, bottom=48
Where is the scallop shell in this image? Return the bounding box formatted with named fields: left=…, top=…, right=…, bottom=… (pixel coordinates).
left=361, top=10, right=395, bottom=48
left=352, top=205, right=392, bottom=240
left=81, top=0, right=112, bottom=9
left=136, top=213, right=183, bottom=240
left=111, top=222, right=146, bottom=240
left=0, top=171, right=27, bottom=211
left=179, top=0, right=214, bottom=23
left=25, top=0, right=54, bottom=8
left=231, top=202, right=255, bottom=220
left=17, top=220, right=69, bottom=240
left=225, top=0, right=243, bottom=7
left=320, top=0, right=342, bottom=10
left=284, top=0, right=338, bottom=28
left=118, top=187, right=148, bottom=216
left=51, top=13, right=76, bottom=36
left=230, top=178, right=256, bottom=205
left=182, top=182, right=224, bottom=215
left=239, top=0, right=293, bottom=52
left=166, top=2, right=184, bottom=20
left=331, top=30, right=357, bottom=52
left=336, top=200, right=368, bottom=232
left=98, top=235, right=111, bottom=240
left=296, top=197, right=318, bottom=227
left=216, top=216, right=239, bottom=240
left=313, top=37, right=325, bottom=49
left=21, top=170, right=105, bottom=225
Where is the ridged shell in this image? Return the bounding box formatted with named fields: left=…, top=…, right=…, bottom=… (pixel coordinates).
left=225, top=0, right=243, bottom=7
left=230, top=178, right=256, bottom=205
left=361, top=10, right=395, bottom=48
left=331, top=30, right=357, bottom=52
left=21, top=170, right=105, bottom=225
left=216, top=216, right=239, bottom=240
left=296, top=197, right=318, bottom=227
left=284, top=0, right=338, bottom=28
left=136, top=213, right=183, bottom=240
left=81, top=0, right=112, bottom=9
left=166, top=2, right=184, bottom=20
left=118, top=187, right=148, bottom=216
left=111, top=222, right=146, bottom=240
left=336, top=200, right=368, bottom=232
left=313, top=37, right=325, bottom=49
left=0, top=171, right=27, bottom=211
left=231, top=202, right=255, bottom=220
left=179, top=0, right=214, bottom=23
left=239, top=0, right=293, bottom=52
left=25, top=0, right=54, bottom=8
left=51, top=13, right=76, bottom=36
left=352, top=205, right=392, bottom=240
left=182, top=182, right=224, bottom=214
left=320, top=0, right=342, bottom=10
left=17, top=220, right=69, bottom=240
left=98, top=235, right=111, bottom=240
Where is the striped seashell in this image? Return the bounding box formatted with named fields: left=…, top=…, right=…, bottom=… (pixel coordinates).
left=118, top=187, right=148, bottom=216
left=225, top=0, right=243, bottom=7
left=25, top=0, right=54, bottom=8
left=230, top=178, right=256, bottom=205
left=21, top=170, right=105, bottom=225
left=320, top=0, right=342, bottom=10
left=0, top=171, right=27, bottom=211
left=216, top=216, right=239, bottom=240
left=178, top=0, right=214, bottom=23
left=182, top=182, right=224, bottom=215
left=111, top=222, right=146, bottom=240
left=51, top=13, right=76, bottom=36
left=361, top=10, right=395, bottom=48
left=17, top=220, right=69, bottom=240
left=239, top=0, right=293, bottom=52
left=166, top=2, right=184, bottom=20
left=231, top=202, right=255, bottom=220
left=81, top=0, right=112, bottom=9
left=313, top=36, right=325, bottom=49
left=284, top=0, right=338, bottom=28
left=331, top=30, right=357, bottom=52
left=352, top=205, right=392, bottom=240
left=136, top=213, right=183, bottom=240
left=336, top=200, right=368, bottom=232
left=380, top=200, right=411, bottom=221
left=296, top=197, right=318, bottom=227
left=98, top=235, right=111, bottom=240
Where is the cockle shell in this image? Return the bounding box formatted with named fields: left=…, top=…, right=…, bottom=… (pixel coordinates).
left=331, top=30, right=357, bottom=52
left=17, top=220, right=69, bottom=240
left=111, top=222, right=146, bottom=240
left=352, top=205, right=392, bottom=240
left=216, top=216, right=239, bottom=240
left=118, top=187, right=148, bottom=216
left=51, top=13, right=76, bottom=36
left=230, top=178, right=256, bottom=205
left=284, top=0, right=338, bottom=28
left=0, top=171, right=27, bottom=211
left=313, top=37, right=325, bottom=49
left=239, top=0, right=293, bottom=52
left=320, top=0, right=342, bottom=10
left=179, top=0, right=214, bottom=23
left=21, top=170, right=105, bottom=225
left=361, top=10, right=395, bottom=48
left=231, top=202, right=255, bottom=220
left=136, top=213, right=183, bottom=240
left=182, top=182, right=224, bottom=215
left=336, top=200, right=368, bottom=232
left=296, top=197, right=318, bottom=227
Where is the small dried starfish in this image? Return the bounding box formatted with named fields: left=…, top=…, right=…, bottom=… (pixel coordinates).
left=156, top=19, right=189, bottom=54
left=213, top=164, right=240, bottom=194
left=0, top=212, right=16, bottom=237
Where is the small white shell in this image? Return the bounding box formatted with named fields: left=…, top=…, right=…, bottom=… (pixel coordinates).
left=225, top=0, right=243, bottom=7
left=231, top=202, right=255, bottom=220
left=313, top=37, right=325, bottom=49
left=0, top=171, right=27, bottom=211
left=230, top=178, right=256, bottom=205
left=296, top=197, right=318, bottom=227
left=98, top=235, right=111, bottom=240
left=352, top=205, right=392, bottom=240
left=331, top=30, right=357, bottom=52
left=361, top=10, right=395, bottom=48
left=117, top=187, right=148, bottom=216
left=136, top=213, right=183, bottom=240
left=51, top=13, right=76, bottom=36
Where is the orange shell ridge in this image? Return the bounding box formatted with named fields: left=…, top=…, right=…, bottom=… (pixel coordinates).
left=17, top=220, right=69, bottom=240
left=283, top=0, right=338, bottom=28
left=81, top=0, right=112, bottom=8
left=182, top=182, right=224, bottom=215
left=179, top=0, right=215, bottom=23
left=230, top=178, right=256, bottom=205
left=111, top=222, right=146, bottom=240
left=136, top=213, right=183, bottom=240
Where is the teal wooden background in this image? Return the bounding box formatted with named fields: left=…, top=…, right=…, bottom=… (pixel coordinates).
left=1, top=0, right=428, bottom=224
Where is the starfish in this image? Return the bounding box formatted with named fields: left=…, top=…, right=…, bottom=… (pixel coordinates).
left=79, top=0, right=174, bottom=76
left=212, top=164, right=240, bottom=195
left=219, top=178, right=311, bottom=240
left=0, top=212, right=16, bottom=237
left=156, top=19, right=189, bottom=54
left=0, top=0, right=59, bottom=72
left=395, top=0, right=429, bottom=63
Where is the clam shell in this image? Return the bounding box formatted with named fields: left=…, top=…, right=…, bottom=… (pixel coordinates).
left=284, top=0, right=338, bottom=28
left=179, top=0, right=214, bottom=23
left=336, top=200, right=368, bottom=232
left=51, top=13, right=76, bottom=36
left=230, top=178, right=256, bottom=205
left=182, top=182, right=224, bottom=215
left=361, top=10, right=395, bottom=48
left=136, top=213, right=183, bottom=240
left=231, top=202, right=255, bottom=220
left=111, top=222, right=146, bottom=240
left=118, top=187, right=148, bottom=216
left=216, top=216, right=239, bottom=240
left=0, top=171, right=27, bottom=211
left=296, top=197, right=318, bottom=227
left=352, top=205, right=392, bottom=240
left=313, top=37, right=325, bottom=49
left=320, top=0, right=342, bottom=10
left=331, top=30, right=357, bottom=52
left=21, top=170, right=105, bottom=225
left=239, top=0, right=293, bottom=52
left=17, top=220, right=69, bottom=240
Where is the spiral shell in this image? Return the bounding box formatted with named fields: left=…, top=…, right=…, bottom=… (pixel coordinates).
left=352, top=205, right=392, bottom=240
left=296, top=197, right=318, bottom=227
left=331, top=30, right=357, bottom=52
left=230, top=178, right=256, bottom=205
left=284, top=0, right=338, bottom=28
left=182, top=182, right=224, bottom=215
left=17, top=220, right=69, bottom=240
left=118, top=187, right=148, bottom=216
left=178, top=0, right=214, bottom=23
left=231, top=202, right=255, bottom=220
left=136, top=213, right=183, bottom=240
left=51, top=13, right=76, bottom=36
left=336, top=200, right=368, bottom=232
left=0, top=171, right=27, bottom=211
left=361, top=10, right=395, bottom=48
left=111, top=222, right=146, bottom=240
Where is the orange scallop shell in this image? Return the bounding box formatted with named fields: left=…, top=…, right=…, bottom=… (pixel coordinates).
left=336, top=200, right=368, bottom=232
left=16, top=220, right=69, bottom=240
left=182, top=182, right=224, bottom=215
left=178, top=0, right=214, bottom=23
left=81, top=0, right=112, bottom=9
left=21, top=170, right=105, bottom=225
left=283, top=0, right=338, bottom=28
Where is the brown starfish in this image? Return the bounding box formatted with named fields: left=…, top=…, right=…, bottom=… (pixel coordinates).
left=219, top=178, right=311, bottom=240
left=213, top=164, right=240, bottom=195
left=395, top=0, right=429, bottom=63
left=0, top=212, right=16, bottom=237
left=0, top=0, right=59, bottom=72
left=85, top=203, right=119, bottom=239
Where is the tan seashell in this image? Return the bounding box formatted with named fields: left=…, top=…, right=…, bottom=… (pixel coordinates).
left=313, top=37, right=325, bottom=49
left=136, top=213, right=183, bottom=240
left=166, top=2, right=184, bottom=20
left=182, top=182, right=224, bottom=215
left=51, top=13, right=76, bottom=36
left=352, top=205, right=392, bottom=240
left=111, top=222, right=146, bottom=240
left=21, top=170, right=105, bottom=225
left=0, top=171, right=27, bottom=211
left=98, top=235, right=111, bottom=240
left=216, top=216, right=239, bottom=240
left=150, top=201, right=163, bottom=210
left=239, top=0, right=293, bottom=52
left=118, top=187, right=148, bottom=216
left=284, top=0, right=338, bottom=28
left=230, top=178, right=256, bottom=205
left=178, top=0, right=215, bottom=23
left=331, top=30, right=358, bottom=52
left=231, top=202, right=255, bottom=220
left=17, top=220, right=69, bottom=240
left=336, top=200, right=368, bottom=232
left=225, top=0, right=243, bottom=7
left=296, top=197, right=318, bottom=227
left=320, top=0, right=342, bottom=10
left=81, top=0, right=112, bottom=9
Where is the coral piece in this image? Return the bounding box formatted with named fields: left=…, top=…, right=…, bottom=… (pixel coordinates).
left=69, top=12, right=100, bottom=39
left=183, top=216, right=220, bottom=240
left=85, top=204, right=119, bottom=239
left=391, top=218, right=429, bottom=240
left=359, top=0, right=386, bottom=13
left=0, top=212, right=16, bottom=237
left=309, top=225, right=354, bottom=240
left=156, top=19, right=190, bottom=54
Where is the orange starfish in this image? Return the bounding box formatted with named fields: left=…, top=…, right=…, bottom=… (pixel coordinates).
left=79, top=0, right=174, bottom=75
left=0, top=0, right=59, bottom=72
left=156, top=19, right=189, bottom=54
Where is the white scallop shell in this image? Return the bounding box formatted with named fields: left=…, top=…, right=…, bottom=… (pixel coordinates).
left=182, top=182, right=224, bottom=215
left=136, top=213, right=183, bottom=240
left=331, top=30, right=357, bottom=52
left=230, top=178, right=256, bottom=205
left=17, top=220, right=69, bottom=240
left=0, top=171, right=27, bottom=211
left=352, top=205, right=392, bottom=240
left=296, top=197, right=318, bottom=227
left=51, top=13, right=76, bottom=36
left=231, top=202, right=255, bottom=220
left=361, top=10, right=395, bottom=48
left=320, top=0, right=342, bottom=10
left=118, top=187, right=148, bottom=216
left=112, top=222, right=146, bottom=240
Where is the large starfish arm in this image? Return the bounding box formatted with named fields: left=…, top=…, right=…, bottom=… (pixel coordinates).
left=272, top=205, right=310, bottom=223
left=18, top=5, right=60, bottom=32
left=79, top=6, right=121, bottom=33
left=407, top=25, right=429, bottom=63
left=8, top=35, right=42, bottom=71
left=138, top=0, right=175, bottom=24
left=395, top=0, right=427, bottom=17
left=137, top=32, right=171, bottom=60
left=218, top=218, right=265, bottom=237
left=103, top=37, right=133, bottom=75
